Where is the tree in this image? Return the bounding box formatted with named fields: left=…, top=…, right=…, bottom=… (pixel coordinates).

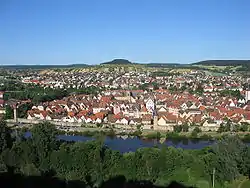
left=20, top=163, right=41, bottom=176
left=212, top=136, right=248, bottom=182
left=31, top=122, right=57, bottom=172
left=193, top=127, right=201, bottom=133
left=4, top=105, right=13, bottom=120
left=173, top=125, right=182, bottom=133
left=191, top=130, right=198, bottom=138
left=182, top=124, right=189, bottom=132
left=18, top=103, right=33, bottom=118
left=239, top=123, right=249, bottom=132
left=191, top=127, right=201, bottom=138
left=0, top=120, right=12, bottom=154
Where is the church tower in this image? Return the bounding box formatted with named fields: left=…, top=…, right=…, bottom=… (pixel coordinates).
left=246, top=90, right=250, bottom=103
left=246, top=79, right=250, bottom=103
left=153, top=94, right=158, bottom=129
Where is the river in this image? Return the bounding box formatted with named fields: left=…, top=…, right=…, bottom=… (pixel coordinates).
left=60, top=134, right=217, bottom=153
left=24, top=132, right=217, bottom=153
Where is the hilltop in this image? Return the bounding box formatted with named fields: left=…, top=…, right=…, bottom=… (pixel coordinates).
left=1, top=59, right=250, bottom=71
left=193, top=60, right=250, bottom=66
left=101, top=59, right=133, bottom=65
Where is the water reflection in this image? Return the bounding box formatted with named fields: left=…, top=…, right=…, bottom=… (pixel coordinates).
left=24, top=132, right=250, bottom=153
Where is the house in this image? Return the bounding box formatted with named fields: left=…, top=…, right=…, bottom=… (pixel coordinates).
left=0, top=99, right=4, bottom=108
left=154, top=116, right=175, bottom=131
left=0, top=98, right=5, bottom=115
left=141, top=114, right=152, bottom=125
left=158, top=106, right=167, bottom=112
left=202, top=120, right=219, bottom=131
left=204, top=86, right=213, bottom=92
left=0, top=91, right=4, bottom=99
left=27, top=111, right=35, bottom=120
left=140, top=105, right=149, bottom=116
left=129, top=118, right=141, bottom=126
left=158, top=116, right=167, bottom=126
left=120, top=117, right=129, bottom=125
left=145, top=98, right=155, bottom=112
left=113, top=105, right=121, bottom=115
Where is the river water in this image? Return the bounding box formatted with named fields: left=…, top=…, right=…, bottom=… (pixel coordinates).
left=24, top=132, right=215, bottom=152
left=59, top=134, right=215, bottom=153
left=24, top=132, right=250, bottom=153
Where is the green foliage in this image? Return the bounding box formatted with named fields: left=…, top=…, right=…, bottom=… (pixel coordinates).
left=4, top=105, right=13, bottom=119
left=0, top=122, right=249, bottom=187
left=219, top=90, right=243, bottom=99
left=239, top=123, right=249, bottom=132
left=0, top=120, right=12, bottom=153
left=191, top=130, right=198, bottom=138
left=18, top=103, right=34, bottom=118
left=173, top=124, right=189, bottom=133
left=144, top=132, right=161, bottom=140
left=31, top=122, right=58, bottom=172
left=241, top=180, right=250, bottom=188
left=212, top=136, right=249, bottom=182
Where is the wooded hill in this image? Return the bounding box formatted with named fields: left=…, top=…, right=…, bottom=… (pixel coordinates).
left=193, top=60, right=250, bottom=66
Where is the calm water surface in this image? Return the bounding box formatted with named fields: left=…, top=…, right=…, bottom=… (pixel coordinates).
left=25, top=132, right=215, bottom=153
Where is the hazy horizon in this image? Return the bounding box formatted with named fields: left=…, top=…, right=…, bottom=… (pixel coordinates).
left=1, top=0, right=250, bottom=65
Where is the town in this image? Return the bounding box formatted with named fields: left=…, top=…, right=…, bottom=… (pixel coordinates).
left=1, top=62, right=250, bottom=133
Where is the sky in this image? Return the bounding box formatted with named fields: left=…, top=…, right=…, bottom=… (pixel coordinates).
left=0, top=0, right=250, bottom=65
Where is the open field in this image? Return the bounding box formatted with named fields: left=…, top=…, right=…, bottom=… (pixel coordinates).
left=193, top=64, right=242, bottom=70
left=241, top=180, right=250, bottom=188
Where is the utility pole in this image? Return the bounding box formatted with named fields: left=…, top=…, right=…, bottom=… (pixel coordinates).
left=212, top=168, right=215, bottom=188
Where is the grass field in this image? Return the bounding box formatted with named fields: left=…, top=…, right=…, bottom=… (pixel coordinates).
left=241, top=180, right=250, bottom=188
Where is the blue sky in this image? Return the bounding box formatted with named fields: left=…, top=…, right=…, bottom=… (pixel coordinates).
left=0, top=0, right=250, bottom=65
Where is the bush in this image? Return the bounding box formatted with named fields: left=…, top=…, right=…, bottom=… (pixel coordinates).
left=239, top=123, right=249, bottom=132
left=191, top=129, right=198, bottom=138
left=130, top=130, right=142, bottom=137
left=96, top=123, right=102, bottom=128
left=193, top=127, right=201, bottom=133
left=200, top=134, right=212, bottom=141
left=145, top=132, right=161, bottom=140
left=173, top=125, right=182, bottom=133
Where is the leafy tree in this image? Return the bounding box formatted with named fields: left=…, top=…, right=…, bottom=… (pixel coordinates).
left=4, top=105, right=13, bottom=120
left=31, top=122, right=57, bottom=172
left=173, top=125, right=182, bottom=133
left=239, top=123, right=249, bottom=132
left=18, top=103, right=33, bottom=118
left=212, top=136, right=248, bottom=182
left=20, top=163, right=41, bottom=176
left=193, top=127, right=201, bottom=133
left=0, top=120, right=12, bottom=154
left=182, top=124, right=189, bottom=132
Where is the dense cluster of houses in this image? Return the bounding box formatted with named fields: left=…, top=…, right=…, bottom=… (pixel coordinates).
left=21, top=68, right=248, bottom=93
left=27, top=89, right=250, bottom=131
left=0, top=91, right=5, bottom=118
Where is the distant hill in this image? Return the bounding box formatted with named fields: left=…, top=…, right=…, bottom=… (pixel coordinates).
left=145, top=63, right=184, bottom=68
left=193, top=60, right=250, bottom=66
left=0, top=64, right=90, bottom=70
left=101, top=59, right=133, bottom=65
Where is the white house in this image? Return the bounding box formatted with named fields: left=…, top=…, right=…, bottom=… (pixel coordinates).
left=145, top=98, right=155, bottom=112
left=120, top=118, right=129, bottom=125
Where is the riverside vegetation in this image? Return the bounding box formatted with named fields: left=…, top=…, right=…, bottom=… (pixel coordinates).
left=0, top=120, right=250, bottom=188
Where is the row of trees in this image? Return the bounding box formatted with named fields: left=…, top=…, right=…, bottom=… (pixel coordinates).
left=0, top=120, right=250, bottom=188
left=2, top=81, right=102, bottom=104
left=2, top=83, right=103, bottom=120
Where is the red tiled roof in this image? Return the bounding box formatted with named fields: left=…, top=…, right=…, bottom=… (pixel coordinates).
left=142, top=114, right=152, bottom=121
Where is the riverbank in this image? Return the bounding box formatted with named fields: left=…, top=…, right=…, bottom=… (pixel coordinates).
left=16, top=125, right=250, bottom=142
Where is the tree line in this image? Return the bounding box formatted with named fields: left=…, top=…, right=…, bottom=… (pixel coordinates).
left=0, top=120, right=250, bottom=188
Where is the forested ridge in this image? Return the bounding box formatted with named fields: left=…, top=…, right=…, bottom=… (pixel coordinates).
left=193, top=60, right=250, bottom=66
left=0, top=121, right=250, bottom=188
